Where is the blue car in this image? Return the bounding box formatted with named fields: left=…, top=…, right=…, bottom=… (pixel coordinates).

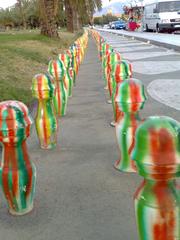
left=111, top=21, right=126, bottom=30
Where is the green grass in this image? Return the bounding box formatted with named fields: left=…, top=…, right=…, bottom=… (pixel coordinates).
left=0, top=29, right=81, bottom=105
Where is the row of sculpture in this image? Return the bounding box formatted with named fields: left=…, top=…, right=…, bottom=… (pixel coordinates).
left=91, top=29, right=180, bottom=240
left=0, top=31, right=89, bottom=215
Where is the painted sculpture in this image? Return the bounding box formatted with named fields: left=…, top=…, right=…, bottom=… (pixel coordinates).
left=106, top=51, right=121, bottom=100
left=132, top=116, right=180, bottom=240
left=101, top=43, right=113, bottom=88
left=48, top=59, right=68, bottom=116
left=66, top=49, right=76, bottom=86
left=70, top=44, right=78, bottom=77
left=58, top=53, right=73, bottom=97
left=98, top=38, right=105, bottom=61
left=114, top=79, right=147, bottom=172
left=102, top=47, right=114, bottom=91
left=32, top=73, right=58, bottom=149
left=0, top=100, right=36, bottom=215
left=110, top=60, right=133, bottom=125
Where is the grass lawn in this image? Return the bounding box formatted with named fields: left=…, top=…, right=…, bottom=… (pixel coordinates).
left=0, top=29, right=81, bottom=106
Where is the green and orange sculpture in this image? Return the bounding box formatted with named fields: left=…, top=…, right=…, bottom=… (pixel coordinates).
left=106, top=51, right=121, bottom=100
left=110, top=60, right=133, bottom=125
left=58, top=53, right=73, bottom=97
left=32, top=73, right=58, bottom=149
left=132, top=116, right=180, bottom=240
left=48, top=59, right=68, bottom=116
left=0, top=100, right=36, bottom=215
left=114, top=79, right=147, bottom=172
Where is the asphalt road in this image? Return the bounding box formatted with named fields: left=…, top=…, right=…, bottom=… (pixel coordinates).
left=0, top=33, right=179, bottom=240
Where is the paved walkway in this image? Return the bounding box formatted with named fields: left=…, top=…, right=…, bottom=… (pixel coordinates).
left=99, top=31, right=180, bottom=114
left=97, top=28, right=180, bottom=51
left=0, top=37, right=140, bottom=240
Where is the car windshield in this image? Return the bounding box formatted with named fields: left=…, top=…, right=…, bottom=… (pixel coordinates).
left=116, top=21, right=125, bottom=24
left=159, top=1, right=180, bottom=12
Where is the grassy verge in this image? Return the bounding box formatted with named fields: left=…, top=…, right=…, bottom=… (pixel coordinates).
left=0, top=29, right=82, bottom=106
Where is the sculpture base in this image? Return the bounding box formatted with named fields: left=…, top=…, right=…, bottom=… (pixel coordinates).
left=40, top=142, right=57, bottom=150
left=114, top=159, right=136, bottom=173
left=110, top=121, right=116, bottom=127
left=107, top=99, right=112, bottom=104
left=9, top=203, right=33, bottom=216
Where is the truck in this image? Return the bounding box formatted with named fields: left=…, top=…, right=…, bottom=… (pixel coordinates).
left=143, top=0, right=180, bottom=32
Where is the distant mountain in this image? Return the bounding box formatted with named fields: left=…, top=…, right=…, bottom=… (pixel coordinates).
left=94, top=2, right=125, bottom=17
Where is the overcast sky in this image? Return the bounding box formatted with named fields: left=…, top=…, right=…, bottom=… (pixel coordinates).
left=0, top=0, right=124, bottom=9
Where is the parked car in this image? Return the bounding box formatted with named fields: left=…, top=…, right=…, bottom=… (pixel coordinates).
left=110, top=20, right=126, bottom=30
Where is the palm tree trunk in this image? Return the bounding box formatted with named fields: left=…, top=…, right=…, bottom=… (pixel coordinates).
left=40, top=0, right=59, bottom=38
left=64, top=0, right=74, bottom=32
left=17, top=0, right=27, bottom=29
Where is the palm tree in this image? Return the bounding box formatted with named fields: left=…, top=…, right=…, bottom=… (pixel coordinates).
left=65, top=0, right=102, bottom=32
left=17, top=0, right=27, bottom=28
left=39, top=0, right=59, bottom=37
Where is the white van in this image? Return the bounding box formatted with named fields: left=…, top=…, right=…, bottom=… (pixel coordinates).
left=143, top=0, right=180, bottom=32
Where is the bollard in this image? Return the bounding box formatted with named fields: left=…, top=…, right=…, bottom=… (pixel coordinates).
left=66, top=49, right=76, bottom=86
left=114, top=79, right=147, bottom=172
left=70, top=44, right=78, bottom=77
left=58, top=53, right=73, bottom=97
left=110, top=60, right=132, bottom=126
left=32, top=73, right=58, bottom=149
left=0, top=100, right=36, bottom=215
left=106, top=51, right=121, bottom=101
left=132, top=116, right=180, bottom=240
left=102, top=47, right=114, bottom=91
left=98, top=38, right=105, bottom=61
left=48, top=59, right=68, bottom=116
left=101, top=42, right=113, bottom=89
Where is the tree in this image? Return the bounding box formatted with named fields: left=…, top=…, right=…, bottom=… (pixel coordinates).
left=17, top=0, right=27, bottom=29
left=65, top=0, right=102, bottom=32
left=39, top=0, right=59, bottom=37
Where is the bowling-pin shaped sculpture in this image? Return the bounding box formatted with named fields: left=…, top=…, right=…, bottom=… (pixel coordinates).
left=98, top=38, right=105, bottom=61
left=111, top=60, right=133, bottom=125
left=58, top=53, right=73, bottom=97
left=132, top=116, right=180, bottom=240
left=32, top=73, right=58, bottom=149
left=66, top=49, right=76, bottom=86
left=48, top=59, right=68, bottom=116
left=114, top=79, right=147, bottom=172
left=70, top=44, right=78, bottom=77
left=101, top=43, right=113, bottom=88
left=75, top=43, right=82, bottom=66
left=106, top=51, right=121, bottom=100
left=0, top=100, right=36, bottom=215
left=102, top=48, right=114, bottom=91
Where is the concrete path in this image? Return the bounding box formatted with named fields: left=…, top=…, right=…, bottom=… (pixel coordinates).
left=0, top=37, right=141, bottom=240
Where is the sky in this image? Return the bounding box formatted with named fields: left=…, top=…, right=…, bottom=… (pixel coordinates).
left=0, top=0, right=124, bottom=9
left=0, top=0, right=16, bottom=9
left=102, top=0, right=123, bottom=7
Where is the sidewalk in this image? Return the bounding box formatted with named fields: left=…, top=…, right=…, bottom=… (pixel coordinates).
left=0, top=37, right=140, bottom=240
left=97, top=28, right=180, bottom=52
